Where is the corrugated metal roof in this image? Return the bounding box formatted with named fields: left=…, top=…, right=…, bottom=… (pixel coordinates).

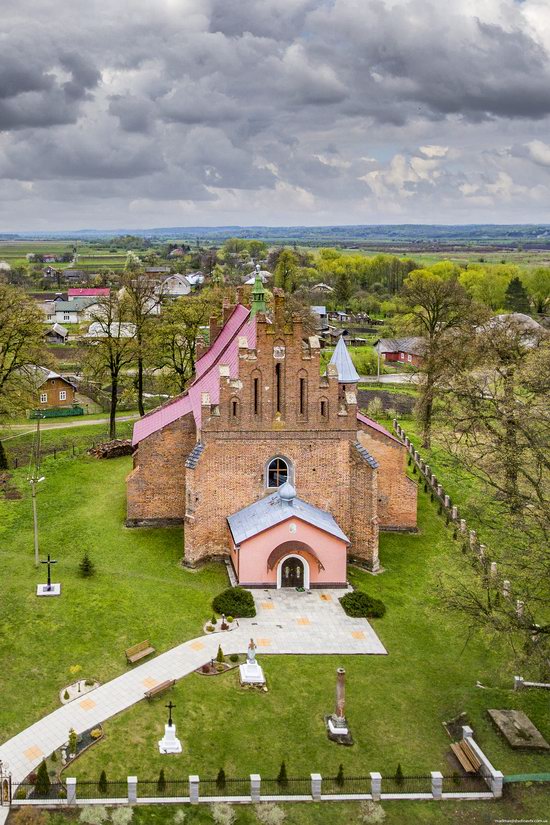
left=227, top=487, right=349, bottom=545
left=375, top=336, right=426, bottom=356
left=328, top=336, right=360, bottom=382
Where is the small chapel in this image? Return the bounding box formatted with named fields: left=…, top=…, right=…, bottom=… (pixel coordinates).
left=126, top=277, right=417, bottom=587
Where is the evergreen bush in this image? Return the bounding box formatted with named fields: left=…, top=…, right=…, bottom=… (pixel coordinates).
left=212, top=587, right=256, bottom=618
left=34, top=760, right=51, bottom=796
left=395, top=763, right=404, bottom=787
left=79, top=553, right=95, bottom=578
left=98, top=770, right=107, bottom=794
left=216, top=644, right=224, bottom=663
left=157, top=768, right=166, bottom=792
left=339, top=591, right=386, bottom=618
left=63, top=690, right=70, bottom=700
left=216, top=768, right=226, bottom=790
left=336, top=763, right=345, bottom=788
left=277, top=761, right=288, bottom=788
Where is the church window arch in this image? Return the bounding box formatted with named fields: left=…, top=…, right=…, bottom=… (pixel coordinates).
left=265, top=455, right=293, bottom=489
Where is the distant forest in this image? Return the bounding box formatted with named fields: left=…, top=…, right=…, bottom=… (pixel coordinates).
left=3, top=224, right=550, bottom=249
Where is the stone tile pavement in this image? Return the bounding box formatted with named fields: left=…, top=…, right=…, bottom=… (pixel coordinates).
left=0, top=588, right=385, bottom=782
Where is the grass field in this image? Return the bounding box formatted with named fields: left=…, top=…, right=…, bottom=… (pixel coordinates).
left=1, top=452, right=548, bottom=784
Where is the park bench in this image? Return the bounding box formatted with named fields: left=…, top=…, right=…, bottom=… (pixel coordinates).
left=450, top=739, right=482, bottom=774
left=125, top=640, right=156, bottom=664
left=144, top=679, right=175, bottom=700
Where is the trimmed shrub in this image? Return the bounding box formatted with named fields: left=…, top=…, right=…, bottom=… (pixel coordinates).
left=206, top=625, right=215, bottom=633
left=216, top=644, right=224, bottom=663
left=111, top=809, right=134, bottom=825
left=211, top=614, right=217, bottom=625
left=226, top=616, right=234, bottom=623
left=63, top=689, right=70, bottom=701
left=212, top=587, right=256, bottom=618
left=68, top=728, right=77, bottom=755
left=395, top=763, right=404, bottom=787
left=34, top=759, right=50, bottom=796
left=157, top=769, right=166, bottom=792
left=229, top=653, right=239, bottom=662
left=79, top=552, right=95, bottom=578
left=216, top=768, right=226, bottom=790
left=255, top=802, right=286, bottom=825
left=339, top=591, right=386, bottom=619
left=79, top=805, right=108, bottom=825
left=277, top=761, right=288, bottom=789
left=211, top=802, right=235, bottom=825
left=336, top=763, right=344, bottom=788
left=98, top=770, right=107, bottom=794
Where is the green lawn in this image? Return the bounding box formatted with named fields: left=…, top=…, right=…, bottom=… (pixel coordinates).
left=0, top=454, right=227, bottom=741
left=1, top=452, right=549, bottom=792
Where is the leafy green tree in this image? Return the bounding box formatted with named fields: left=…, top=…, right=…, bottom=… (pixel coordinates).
left=152, top=294, right=216, bottom=393
left=525, top=268, right=550, bottom=314
left=34, top=760, right=50, bottom=796
left=0, top=440, right=8, bottom=470
left=121, top=253, right=159, bottom=416
left=274, top=249, right=298, bottom=293
left=0, top=284, right=47, bottom=418
left=505, top=276, right=530, bottom=314
left=335, top=270, right=352, bottom=305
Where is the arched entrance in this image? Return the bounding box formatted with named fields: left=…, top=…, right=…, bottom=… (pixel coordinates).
left=277, top=554, right=310, bottom=589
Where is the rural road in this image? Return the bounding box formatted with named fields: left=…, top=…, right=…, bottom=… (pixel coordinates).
left=359, top=373, right=418, bottom=384
left=0, top=415, right=139, bottom=440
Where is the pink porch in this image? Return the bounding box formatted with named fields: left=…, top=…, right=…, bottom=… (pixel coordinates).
left=229, top=517, right=348, bottom=589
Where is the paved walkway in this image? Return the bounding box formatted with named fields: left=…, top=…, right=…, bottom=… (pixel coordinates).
left=0, top=589, right=386, bottom=783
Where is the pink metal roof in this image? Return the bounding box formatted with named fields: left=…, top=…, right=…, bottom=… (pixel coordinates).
left=356, top=411, right=402, bottom=444
left=68, top=288, right=110, bottom=297
left=132, top=305, right=254, bottom=445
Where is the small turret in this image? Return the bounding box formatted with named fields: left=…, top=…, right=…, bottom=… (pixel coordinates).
left=250, top=264, right=267, bottom=317
left=328, top=337, right=360, bottom=383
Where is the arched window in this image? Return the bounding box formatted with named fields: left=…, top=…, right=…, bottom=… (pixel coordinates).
left=266, top=456, right=292, bottom=488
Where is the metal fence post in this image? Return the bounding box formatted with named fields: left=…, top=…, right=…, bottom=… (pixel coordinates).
left=310, top=773, right=322, bottom=801
left=66, top=777, right=77, bottom=805
left=189, top=775, right=199, bottom=804
left=370, top=772, right=381, bottom=801
left=250, top=774, right=261, bottom=802
left=431, top=771, right=443, bottom=799
left=127, top=776, right=137, bottom=803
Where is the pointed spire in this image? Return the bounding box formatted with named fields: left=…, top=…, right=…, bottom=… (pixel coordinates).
left=328, top=337, right=360, bottom=383
left=250, top=264, right=267, bottom=317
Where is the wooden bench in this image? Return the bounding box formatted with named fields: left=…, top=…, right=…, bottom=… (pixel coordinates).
left=144, top=679, right=175, bottom=700
left=450, top=739, right=481, bottom=774
left=125, top=640, right=155, bottom=664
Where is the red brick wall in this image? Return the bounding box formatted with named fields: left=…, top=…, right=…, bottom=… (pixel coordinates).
left=126, top=415, right=196, bottom=525
left=357, top=426, right=417, bottom=530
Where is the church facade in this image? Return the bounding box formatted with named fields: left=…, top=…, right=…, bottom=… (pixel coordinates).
left=126, top=286, right=417, bottom=587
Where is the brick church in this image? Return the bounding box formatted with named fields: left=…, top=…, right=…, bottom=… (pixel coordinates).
left=127, top=278, right=417, bottom=587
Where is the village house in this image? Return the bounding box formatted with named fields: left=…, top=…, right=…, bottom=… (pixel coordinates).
left=158, top=273, right=192, bottom=298
left=374, top=337, right=426, bottom=367
left=311, top=282, right=334, bottom=294
left=127, top=279, right=417, bottom=587
left=311, top=305, right=329, bottom=332
left=42, top=297, right=99, bottom=325
left=43, top=323, right=69, bottom=344
left=29, top=367, right=78, bottom=410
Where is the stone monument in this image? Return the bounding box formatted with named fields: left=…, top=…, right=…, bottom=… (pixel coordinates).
left=325, top=667, right=353, bottom=744
left=158, top=700, right=183, bottom=754
left=36, top=553, right=61, bottom=596
left=239, top=638, right=266, bottom=685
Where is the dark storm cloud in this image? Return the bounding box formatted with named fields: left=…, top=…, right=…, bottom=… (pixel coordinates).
left=1, top=0, right=550, bottom=228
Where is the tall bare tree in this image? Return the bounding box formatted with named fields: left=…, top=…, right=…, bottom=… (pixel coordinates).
left=121, top=253, right=159, bottom=416
left=400, top=267, right=475, bottom=447
left=84, top=289, right=136, bottom=439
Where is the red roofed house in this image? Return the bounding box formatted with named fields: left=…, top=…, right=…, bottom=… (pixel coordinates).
left=68, top=288, right=110, bottom=301
left=127, top=279, right=417, bottom=586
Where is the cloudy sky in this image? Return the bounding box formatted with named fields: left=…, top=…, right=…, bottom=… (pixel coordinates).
left=2, top=0, right=550, bottom=230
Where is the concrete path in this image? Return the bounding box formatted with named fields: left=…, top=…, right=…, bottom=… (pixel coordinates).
left=359, top=373, right=418, bottom=384
left=0, top=588, right=386, bottom=783
left=0, top=807, right=8, bottom=824
left=1, top=415, right=139, bottom=441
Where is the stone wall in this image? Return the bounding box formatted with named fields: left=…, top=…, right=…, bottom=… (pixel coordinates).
left=357, top=427, right=417, bottom=531
left=126, top=415, right=196, bottom=526
left=357, top=389, right=415, bottom=415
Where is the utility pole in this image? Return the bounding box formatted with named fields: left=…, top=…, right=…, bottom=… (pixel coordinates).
left=29, top=413, right=45, bottom=567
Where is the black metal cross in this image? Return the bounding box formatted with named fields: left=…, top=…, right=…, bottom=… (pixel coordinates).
left=41, top=553, right=57, bottom=591
left=166, top=700, right=176, bottom=727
